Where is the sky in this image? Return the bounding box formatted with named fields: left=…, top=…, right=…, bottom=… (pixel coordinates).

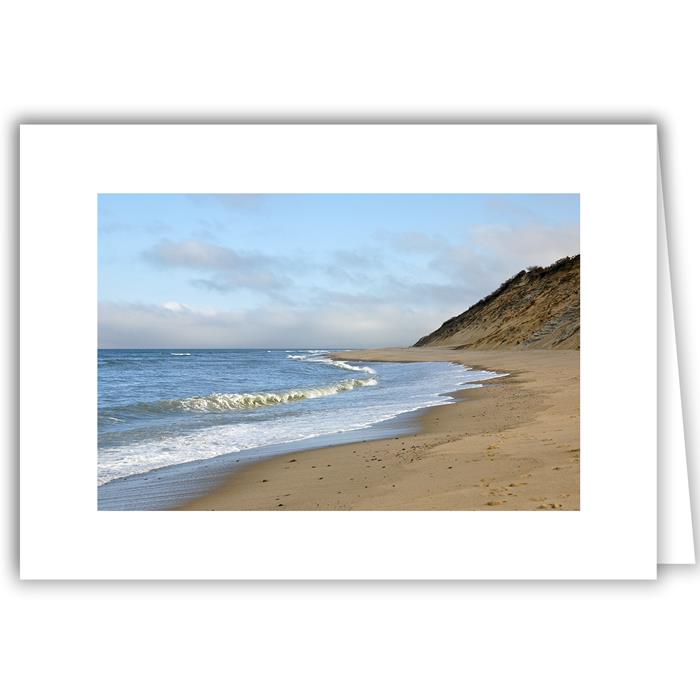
left=98, top=193, right=580, bottom=348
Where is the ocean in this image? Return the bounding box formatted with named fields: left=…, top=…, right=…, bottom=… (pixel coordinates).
left=98, top=349, right=503, bottom=507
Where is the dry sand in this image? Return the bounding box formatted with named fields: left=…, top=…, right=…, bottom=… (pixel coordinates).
left=181, top=348, right=579, bottom=511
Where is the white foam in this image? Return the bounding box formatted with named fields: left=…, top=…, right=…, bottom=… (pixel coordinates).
left=97, top=381, right=438, bottom=486
left=287, top=352, right=376, bottom=374
left=162, top=377, right=377, bottom=412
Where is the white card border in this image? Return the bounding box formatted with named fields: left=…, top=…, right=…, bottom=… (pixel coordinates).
left=20, top=124, right=657, bottom=579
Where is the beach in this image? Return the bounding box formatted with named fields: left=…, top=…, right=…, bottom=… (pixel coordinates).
left=181, top=348, right=579, bottom=510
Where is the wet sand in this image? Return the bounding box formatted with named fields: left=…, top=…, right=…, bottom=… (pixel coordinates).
left=181, top=348, right=579, bottom=510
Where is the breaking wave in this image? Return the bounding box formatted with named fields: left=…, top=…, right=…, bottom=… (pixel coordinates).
left=112, top=377, right=378, bottom=416
left=287, top=352, right=376, bottom=374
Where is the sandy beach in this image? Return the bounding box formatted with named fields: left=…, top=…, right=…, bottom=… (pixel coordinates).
left=181, top=348, right=579, bottom=510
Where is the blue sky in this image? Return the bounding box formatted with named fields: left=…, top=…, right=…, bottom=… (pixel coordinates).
left=98, top=193, right=579, bottom=348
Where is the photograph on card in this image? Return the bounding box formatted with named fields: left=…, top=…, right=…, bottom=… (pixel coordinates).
left=98, top=193, right=580, bottom=511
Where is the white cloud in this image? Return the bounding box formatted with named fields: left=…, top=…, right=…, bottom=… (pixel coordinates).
left=104, top=222, right=579, bottom=348
left=98, top=300, right=444, bottom=349
left=145, top=239, right=242, bottom=270
left=375, top=230, right=447, bottom=254
left=470, top=223, right=580, bottom=268
left=144, top=238, right=291, bottom=293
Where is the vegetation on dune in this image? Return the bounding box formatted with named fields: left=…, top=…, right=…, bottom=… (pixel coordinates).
left=414, top=255, right=580, bottom=350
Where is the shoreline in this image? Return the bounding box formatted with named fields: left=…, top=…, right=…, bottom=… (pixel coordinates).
left=98, top=355, right=490, bottom=510
left=98, top=403, right=433, bottom=511
left=180, top=348, right=580, bottom=511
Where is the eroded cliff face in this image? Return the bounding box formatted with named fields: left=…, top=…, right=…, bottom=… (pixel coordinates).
left=414, top=255, right=580, bottom=350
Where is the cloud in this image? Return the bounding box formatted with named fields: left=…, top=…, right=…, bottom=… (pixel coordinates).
left=381, top=276, right=476, bottom=307
left=99, top=300, right=436, bottom=348
left=144, top=238, right=291, bottom=293
left=191, top=270, right=287, bottom=293
left=104, top=221, right=580, bottom=348
left=485, top=196, right=539, bottom=221
left=367, top=223, right=579, bottom=315
left=144, top=239, right=242, bottom=270
left=424, top=223, right=579, bottom=300
left=319, top=249, right=385, bottom=287
left=330, top=249, right=382, bottom=269
left=376, top=223, right=578, bottom=278
left=374, top=231, right=446, bottom=254
left=470, top=223, right=580, bottom=268
left=161, top=301, right=189, bottom=312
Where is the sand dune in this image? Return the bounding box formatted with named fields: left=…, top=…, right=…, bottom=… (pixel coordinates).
left=415, top=255, right=580, bottom=350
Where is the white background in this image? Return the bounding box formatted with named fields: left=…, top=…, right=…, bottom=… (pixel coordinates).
left=3, top=1, right=698, bottom=698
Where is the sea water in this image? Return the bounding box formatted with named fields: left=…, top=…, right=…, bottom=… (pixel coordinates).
left=98, top=349, right=503, bottom=490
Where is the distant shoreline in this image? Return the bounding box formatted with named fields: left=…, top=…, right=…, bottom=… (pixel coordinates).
left=181, top=348, right=580, bottom=511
